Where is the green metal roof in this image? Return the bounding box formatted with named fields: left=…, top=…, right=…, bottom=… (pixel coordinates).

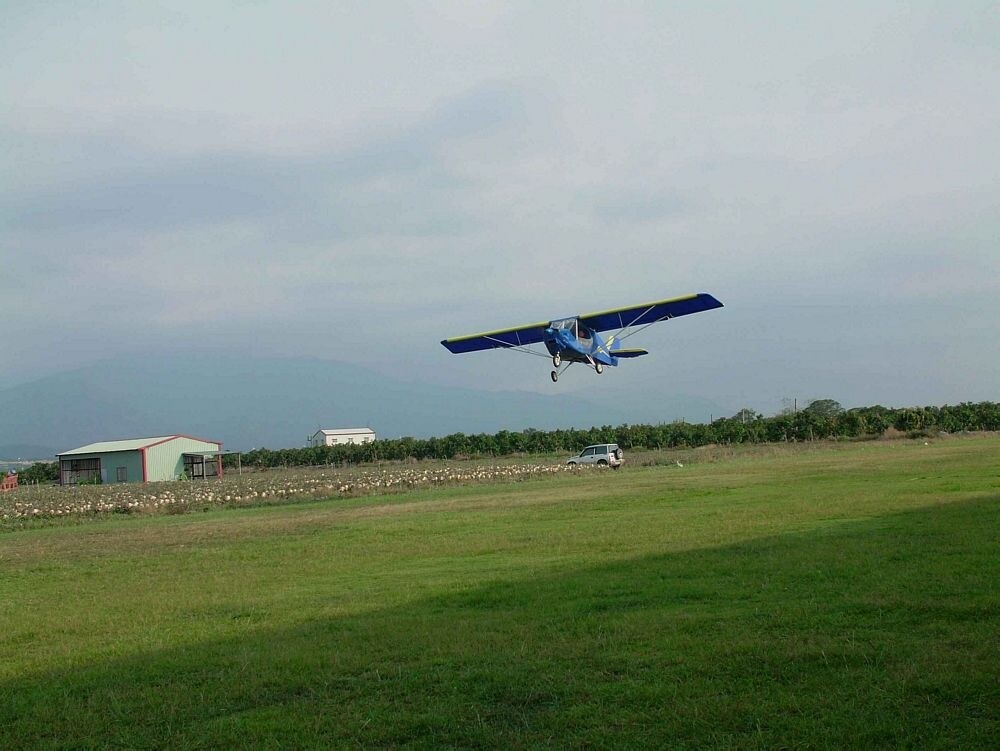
left=59, top=436, right=182, bottom=456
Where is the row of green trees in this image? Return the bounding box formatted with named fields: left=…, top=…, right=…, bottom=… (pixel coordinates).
left=13, top=401, right=996, bottom=479
left=11, top=461, right=59, bottom=484
left=226, top=401, right=998, bottom=469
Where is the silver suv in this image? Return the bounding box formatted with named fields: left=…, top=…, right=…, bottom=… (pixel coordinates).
left=567, top=443, right=623, bottom=469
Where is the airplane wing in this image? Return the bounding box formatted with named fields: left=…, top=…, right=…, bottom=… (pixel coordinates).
left=441, top=320, right=550, bottom=354
left=579, top=293, right=723, bottom=333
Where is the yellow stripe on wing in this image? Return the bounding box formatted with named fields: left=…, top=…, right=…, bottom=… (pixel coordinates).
left=579, top=293, right=699, bottom=321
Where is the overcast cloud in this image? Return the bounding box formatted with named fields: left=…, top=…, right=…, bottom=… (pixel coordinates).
left=2, top=1, right=998, bottom=412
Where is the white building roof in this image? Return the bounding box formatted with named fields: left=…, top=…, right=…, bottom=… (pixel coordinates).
left=58, top=435, right=220, bottom=456
left=314, top=428, right=375, bottom=436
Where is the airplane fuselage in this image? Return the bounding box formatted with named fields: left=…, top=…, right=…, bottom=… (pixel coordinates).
left=543, top=322, right=619, bottom=367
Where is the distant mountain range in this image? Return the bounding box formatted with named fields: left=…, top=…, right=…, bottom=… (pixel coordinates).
left=0, top=355, right=728, bottom=459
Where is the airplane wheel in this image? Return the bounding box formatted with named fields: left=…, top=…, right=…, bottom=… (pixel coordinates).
left=552, top=353, right=561, bottom=367
left=550, top=370, right=559, bottom=383
left=595, top=363, right=604, bottom=375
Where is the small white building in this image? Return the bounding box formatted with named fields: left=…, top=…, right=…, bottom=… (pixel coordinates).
left=310, top=428, right=376, bottom=447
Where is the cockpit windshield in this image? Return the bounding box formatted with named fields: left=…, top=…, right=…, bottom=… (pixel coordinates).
left=550, top=318, right=577, bottom=335
left=549, top=318, right=590, bottom=343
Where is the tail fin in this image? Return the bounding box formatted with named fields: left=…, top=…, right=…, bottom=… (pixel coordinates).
left=609, top=349, right=648, bottom=358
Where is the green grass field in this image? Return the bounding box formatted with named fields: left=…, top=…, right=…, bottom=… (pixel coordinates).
left=2, top=437, right=997, bottom=749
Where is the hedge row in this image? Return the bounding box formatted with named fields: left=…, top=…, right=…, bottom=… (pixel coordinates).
left=227, top=401, right=999, bottom=469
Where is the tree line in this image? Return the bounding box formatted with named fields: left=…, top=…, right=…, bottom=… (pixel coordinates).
left=10, top=401, right=996, bottom=480
left=226, top=400, right=998, bottom=469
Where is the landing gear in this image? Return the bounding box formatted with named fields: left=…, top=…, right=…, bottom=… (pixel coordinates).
left=552, top=353, right=561, bottom=367
left=595, top=362, right=604, bottom=375
left=550, top=370, right=559, bottom=383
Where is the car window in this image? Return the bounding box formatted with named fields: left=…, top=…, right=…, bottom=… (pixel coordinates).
left=582, top=447, right=595, bottom=456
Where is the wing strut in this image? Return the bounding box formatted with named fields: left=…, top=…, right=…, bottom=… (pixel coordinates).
left=609, top=304, right=666, bottom=344
left=483, top=335, right=550, bottom=359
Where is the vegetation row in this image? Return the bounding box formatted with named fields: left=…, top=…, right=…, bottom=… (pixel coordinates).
left=233, top=400, right=998, bottom=467
left=11, top=400, right=997, bottom=482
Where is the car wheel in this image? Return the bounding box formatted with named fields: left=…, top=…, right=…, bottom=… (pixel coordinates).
left=597, top=459, right=608, bottom=466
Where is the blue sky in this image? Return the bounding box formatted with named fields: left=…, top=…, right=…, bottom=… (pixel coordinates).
left=2, top=1, right=997, bottom=412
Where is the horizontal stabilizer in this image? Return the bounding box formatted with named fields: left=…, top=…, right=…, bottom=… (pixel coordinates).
left=610, top=349, right=648, bottom=358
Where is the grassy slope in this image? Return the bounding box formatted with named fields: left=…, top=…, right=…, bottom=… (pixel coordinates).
left=1, top=437, right=997, bottom=749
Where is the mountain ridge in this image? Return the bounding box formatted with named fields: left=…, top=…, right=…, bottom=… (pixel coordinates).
left=0, top=355, right=728, bottom=457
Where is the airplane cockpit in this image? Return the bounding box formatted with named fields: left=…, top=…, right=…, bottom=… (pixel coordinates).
left=549, top=318, right=576, bottom=334
left=549, top=318, right=591, bottom=345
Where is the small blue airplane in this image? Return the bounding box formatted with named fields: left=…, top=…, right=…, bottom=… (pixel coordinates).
left=441, top=292, right=723, bottom=382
